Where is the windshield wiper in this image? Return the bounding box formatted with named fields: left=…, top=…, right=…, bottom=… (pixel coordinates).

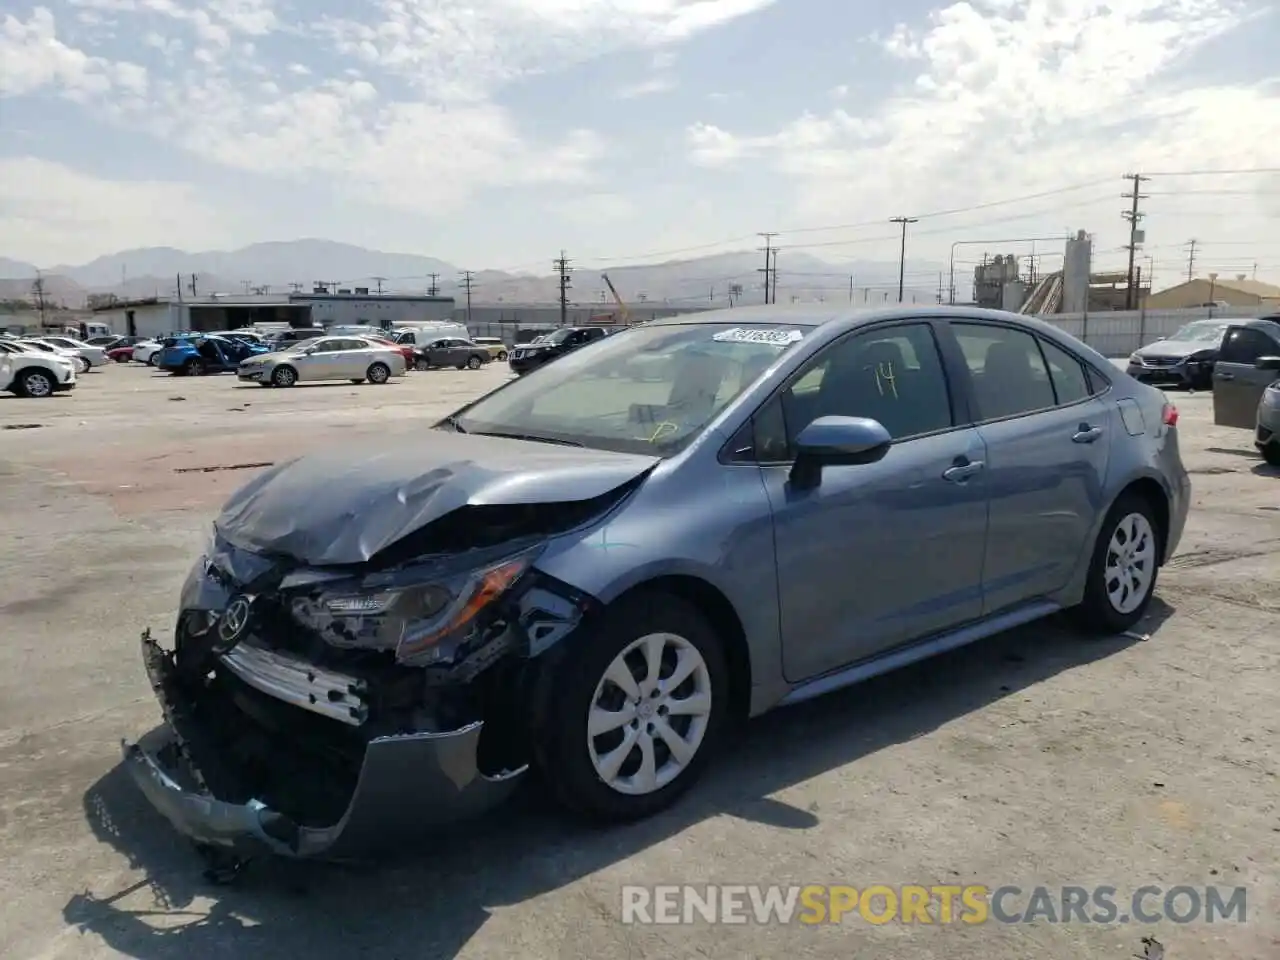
left=470, top=430, right=583, bottom=447
left=440, top=416, right=467, bottom=433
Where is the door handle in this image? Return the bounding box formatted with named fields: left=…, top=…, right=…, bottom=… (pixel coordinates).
left=942, top=459, right=984, bottom=482
left=1072, top=425, right=1103, bottom=443
left=1217, top=372, right=1235, bottom=380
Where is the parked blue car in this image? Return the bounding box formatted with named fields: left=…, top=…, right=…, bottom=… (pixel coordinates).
left=123, top=305, right=1190, bottom=862
left=158, top=334, right=269, bottom=375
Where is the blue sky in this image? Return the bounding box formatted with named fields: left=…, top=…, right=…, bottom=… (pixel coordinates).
left=1, top=0, right=1278, bottom=288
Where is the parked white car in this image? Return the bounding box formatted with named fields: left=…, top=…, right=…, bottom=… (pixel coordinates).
left=132, top=339, right=165, bottom=365
left=18, top=339, right=89, bottom=373
left=35, top=335, right=110, bottom=368
left=0, top=340, right=77, bottom=397
left=236, top=335, right=408, bottom=387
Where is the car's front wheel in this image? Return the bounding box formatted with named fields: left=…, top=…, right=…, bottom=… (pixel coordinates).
left=532, top=592, right=728, bottom=822
left=271, top=365, right=297, bottom=388
left=467, top=355, right=482, bottom=369
left=1072, top=492, right=1161, bottom=634
left=366, top=362, right=390, bottom=384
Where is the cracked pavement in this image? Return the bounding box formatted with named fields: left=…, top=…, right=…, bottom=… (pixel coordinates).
left=0, top=362, right=1276, bottom=960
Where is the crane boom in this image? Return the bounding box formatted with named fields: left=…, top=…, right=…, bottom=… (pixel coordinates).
left=600, top=273, right=631, bottom=325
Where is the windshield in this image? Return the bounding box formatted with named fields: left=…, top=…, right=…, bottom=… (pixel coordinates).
left=544, top=329, right=574, bottom=344
left=451, top=322, right=807, bottom=455
left=1168, top=321, right=1229, bottom=342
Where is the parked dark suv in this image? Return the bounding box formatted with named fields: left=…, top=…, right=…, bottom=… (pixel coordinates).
left=508, top=325, right=611, bottom=374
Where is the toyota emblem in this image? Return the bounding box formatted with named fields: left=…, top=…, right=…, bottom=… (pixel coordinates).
left=215, top=594, right=254, bottom=649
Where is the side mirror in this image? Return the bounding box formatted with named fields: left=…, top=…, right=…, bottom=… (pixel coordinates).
left=1255, top=356, right=1280, bottom=371
left=789, top=416, right=892, bottom=490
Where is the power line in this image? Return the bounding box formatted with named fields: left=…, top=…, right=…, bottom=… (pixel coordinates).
left=889, top=216, right=918, bottom=303
left=458, top=270, right=475, bottom=325
left=553, top=251, right=572, bottom=326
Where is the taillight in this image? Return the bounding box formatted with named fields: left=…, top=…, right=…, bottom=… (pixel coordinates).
left=1162, top=403, right=1178, bottom=426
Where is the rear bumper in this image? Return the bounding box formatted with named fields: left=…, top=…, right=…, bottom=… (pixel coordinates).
left=123, top=629, right=526, bottom=860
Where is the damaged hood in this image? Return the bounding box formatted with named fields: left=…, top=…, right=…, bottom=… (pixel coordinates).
left=214, top=431, right=660, bottom=565
left=1133, top=338, right=1218, bottom=360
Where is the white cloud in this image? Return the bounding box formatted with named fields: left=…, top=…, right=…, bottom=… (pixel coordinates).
left=686, top=0, right=1280, bottom=244
left=616, top=75, right=675, bottom=98
left=0, top=8, right=147, bottom=99
left=2, top=0, right=771, bottom=227
left=0, top=157, right=235, bottom=264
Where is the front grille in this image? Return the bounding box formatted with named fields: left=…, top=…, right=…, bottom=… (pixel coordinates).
left=1143, top=357, right=1179, bottom=367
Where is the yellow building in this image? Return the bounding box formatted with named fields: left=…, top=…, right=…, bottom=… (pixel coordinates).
left=1145, top=275, right=1280, bottom=310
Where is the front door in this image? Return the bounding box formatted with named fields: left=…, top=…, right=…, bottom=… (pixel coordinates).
left=1213, top=325, right=1280, bottom=428
left=762, top=321, right=990, bottom=682
left=947, top=321, right=1112, bottom=611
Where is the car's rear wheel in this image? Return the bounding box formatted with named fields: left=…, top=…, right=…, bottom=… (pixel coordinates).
left=14, top=369, right=55, bottom=398
left=414, top=357, right=430, bottom=371
left=1071, top=492, right=1161, bottom=634
left=271, top=365, right=297, bottom=388
left=531, top=591, right=728, bottom=822
left=1262, top=443, right=1280, bottom=467
left=497, top=350, right=508, bottom=361
left=183, top=357, right=203, bottom=376
left=146, top=353, right=158, bottom=366
left=467, top=355, right=482, bottom=370
left=366, top=362, right=390, bottom=384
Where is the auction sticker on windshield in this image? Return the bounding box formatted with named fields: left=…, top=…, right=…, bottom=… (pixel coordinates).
left=711, top=327, right=804, bottom=346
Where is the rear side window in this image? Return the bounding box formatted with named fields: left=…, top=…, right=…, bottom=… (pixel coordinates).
left=952, top=323, right=1056, bottom=420
left=1038, top=338, right=1091, bottom=405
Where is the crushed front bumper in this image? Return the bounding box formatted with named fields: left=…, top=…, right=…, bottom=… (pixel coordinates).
left=122, top=629, right=527, bottom=859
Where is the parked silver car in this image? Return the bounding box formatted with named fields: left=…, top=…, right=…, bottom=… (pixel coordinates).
left=236, top=335, right=407, bottom=387
left=124, top=305, right=1190, bottom=863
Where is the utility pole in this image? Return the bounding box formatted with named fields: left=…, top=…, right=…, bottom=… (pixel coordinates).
left=1184, top=239, right=1197, bottom=281
left=289, top=282, right=303, bottom=293
left=176, top=274, right=183, bottom=303
left=427, top=273, right=439, bottom=297
left=241, top=280, right=252, bottom=294
left=553, top=251, right=572, bottom=326
left=757, top=232, right=777, bottom=304
left=848, top=275, right=854, bottom=303
left=32, top=271, right=47, bottom=327
left=372, top=276, right=386, bottom=296
left=1122, top=173, right=1150, bottom=310
left=936, top=272, right=944, bottom=304
left=459, top=270, right=476, bottom=325
left=189, top=273, right=198, bottom=297
left=890, top=216, right=918, bottom=303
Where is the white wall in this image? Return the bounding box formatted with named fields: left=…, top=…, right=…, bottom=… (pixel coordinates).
left=1040, top=305, right=1264, bottom=357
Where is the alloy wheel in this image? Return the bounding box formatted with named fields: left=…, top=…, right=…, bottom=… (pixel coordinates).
left=1105, top=512, right=1156, bottom=614
left=587, top=632, right=713, bottom=796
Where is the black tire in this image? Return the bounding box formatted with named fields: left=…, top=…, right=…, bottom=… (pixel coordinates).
left=1070, top=491, right=1162, bottom=634
left=414, top=357, right=431, bottom=371
left=146, top=352, right=158, bottom=367
left=349, top=378, right=364, bottom=384
left=14, top=368, right=56, bottom=398
left=271, top=365, right=297, bottom=388
left=467, top=354, right=482, bottom=370
left=366, top=362, right=390, bottom=384
left=497, top=350, right=508, bottom=361
left=183, top=358, right=203, bottom=376
left=1263, top=443, right=1280, bottom=467
left=530, top=591, right=729, bottom=822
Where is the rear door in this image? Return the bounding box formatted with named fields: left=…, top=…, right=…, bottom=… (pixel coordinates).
left=945, top=321, right=1112, bottom=613
left=1213, top=325, right=1280, bottom=428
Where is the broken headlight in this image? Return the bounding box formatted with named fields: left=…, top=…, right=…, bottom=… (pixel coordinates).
left=289, top=548, right=538, bottom=666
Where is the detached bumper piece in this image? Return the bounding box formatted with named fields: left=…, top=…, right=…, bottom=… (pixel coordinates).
left=123, top=629, right=526, bottom=860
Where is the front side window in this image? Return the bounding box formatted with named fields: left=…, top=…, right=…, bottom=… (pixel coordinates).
left=752, top=322, right=953, bottom=461
left=1218, top=327, right=1277, bottom=364
left=450, top=322, right=808, bottom=455
left=952, top=323, right=1056, bottom=420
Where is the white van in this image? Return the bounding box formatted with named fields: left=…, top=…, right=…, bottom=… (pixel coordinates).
left=390, top=321, right=471, bottom=346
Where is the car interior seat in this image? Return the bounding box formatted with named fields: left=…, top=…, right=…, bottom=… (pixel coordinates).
left=979, top=339, right=1044, bottom=419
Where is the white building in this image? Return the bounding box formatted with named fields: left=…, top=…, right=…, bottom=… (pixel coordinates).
left=90, top=292, right=456, bottom=338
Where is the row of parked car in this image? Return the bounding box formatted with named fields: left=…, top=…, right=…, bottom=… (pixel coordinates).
left=0, top=331, right=118, bottom=396
left=87, top=328, right=508, bottom=387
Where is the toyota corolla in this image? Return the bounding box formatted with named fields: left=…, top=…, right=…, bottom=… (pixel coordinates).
left=122, top=305, right=1190, bottom=864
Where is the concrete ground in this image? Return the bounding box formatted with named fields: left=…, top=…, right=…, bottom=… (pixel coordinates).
left=0, top=361, right=1276, bottom=960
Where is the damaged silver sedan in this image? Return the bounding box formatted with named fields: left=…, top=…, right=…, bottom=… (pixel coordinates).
left=124, top=305, right=1189, bottom=862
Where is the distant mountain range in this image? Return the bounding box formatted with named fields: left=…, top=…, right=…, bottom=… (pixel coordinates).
left=0, top=239, right=951, bottom=311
